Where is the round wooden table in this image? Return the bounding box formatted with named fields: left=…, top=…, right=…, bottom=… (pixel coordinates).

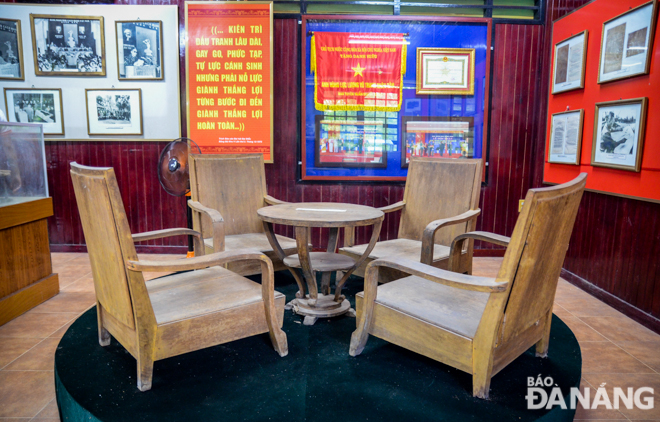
left=258, top=202, right=384, bottom=325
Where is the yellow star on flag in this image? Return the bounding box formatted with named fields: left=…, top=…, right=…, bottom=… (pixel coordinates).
left=352, top=62, right=366, bottom=77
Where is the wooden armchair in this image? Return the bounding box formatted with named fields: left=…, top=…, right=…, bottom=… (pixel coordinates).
left=188, top=153, right=299, bottom=275
left=339, top=157, right=482, bottom=282
left=349, top=174, right=587, bottom=399
left=70, top=163, right=287, bottom=392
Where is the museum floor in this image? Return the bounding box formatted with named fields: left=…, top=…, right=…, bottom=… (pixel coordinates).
left=0, top=254, right=659, bottom=421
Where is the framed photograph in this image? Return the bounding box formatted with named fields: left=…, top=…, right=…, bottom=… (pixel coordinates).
left=547, top=109, right=583, bottom=165
left=116, top=20, right=163, bottom=80
left=552, top=31, right=588, bottom=94
left=315, top=115, right=388, bottom=168
left=598, top=1, right=657, bottom=84
left=0, top=19, right=24, bottom=80
left=30, top=14, right=105, bottom=76
left=400, top=116, right=474, bottom=168
left=85, top=89, right=142, bottom=136
left=3, top=88, right=64, bottom=135
left=416, top=48, right=475, bottom=95
left=591, top=98, right=647, bottom=172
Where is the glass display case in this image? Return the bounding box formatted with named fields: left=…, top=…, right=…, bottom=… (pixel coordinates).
left=0, top=121, right=48, bottom=207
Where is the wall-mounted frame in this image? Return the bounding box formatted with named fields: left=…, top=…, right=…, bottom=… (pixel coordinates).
left=551, top=31, right=588, bottom=94
left=547, top=109, right=583, bottom=165
left=0, top=19, right=25, bottom=80
left=591, top=97, right=647, bottom=172
left=85, top=88, right=142, bottom=136
left=30, top=14, right=105, bottom=77
left=597, top=0, right=657, bottom=84
left=315, top=115, right=388, bottom=168
left=400, top=116, right=474, bottom=168
left=116, top=20, right=163, bottom=80
left=3, top=87, right=64, bottom=135
left=416, top=47, right=475, bottom=96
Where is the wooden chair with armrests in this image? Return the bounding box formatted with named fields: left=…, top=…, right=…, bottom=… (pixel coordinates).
left=349, top=174, right=587, bottom=398
left=70, top=163, right=288, bottom=392
left=339, top=157, right=482, bottom=283
left=188, top=153, right=299, bottom=276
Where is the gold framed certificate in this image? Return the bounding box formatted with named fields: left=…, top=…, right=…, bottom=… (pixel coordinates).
left=416, top=47, right=475, bottom=95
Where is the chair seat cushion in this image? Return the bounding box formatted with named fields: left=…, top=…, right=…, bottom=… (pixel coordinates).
left=147, top=266, right=285, bottom=325
left=341, top=238, right=450, bottom=262
left=358, top=275, right=489, bottom=339
left=204, top=233, right=298, bottom=253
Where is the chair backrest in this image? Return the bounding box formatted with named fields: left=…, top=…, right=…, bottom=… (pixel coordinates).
left=399, top=158, right=482, bottom=245
left=70, top=163, right=145, bottom=330
left=189, top=154, right=267, bottom=238
left=496, top=174, right=587, bottom=343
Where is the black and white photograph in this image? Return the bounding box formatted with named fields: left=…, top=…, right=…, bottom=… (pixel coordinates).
left=548, top=109, right=583, bottom=165
left=3, top=88, right=64, bottom=135
left=30, top=14, right=105, bottom=76
left=598, top=1, right=657, bottom=83
left=591, top=98, right=647, bottom=172
left=0, top=19, right=24, bottom=80
left=85, top=88, right=142, bottom=136
left=552, top=31, right=588, bottom=94
left=116, top=20, right=163, bottom=80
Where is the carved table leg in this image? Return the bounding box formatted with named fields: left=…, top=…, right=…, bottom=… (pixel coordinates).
left=320, top=227, right=340, bottom=295
left=296, top=226, right=318, bottom=306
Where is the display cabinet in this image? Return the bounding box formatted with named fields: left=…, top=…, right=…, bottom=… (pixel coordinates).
left=0, top=121, right=58, bottom=325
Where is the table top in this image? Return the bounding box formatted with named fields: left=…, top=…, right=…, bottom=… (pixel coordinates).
left=257, top=202, right=383, bottom=227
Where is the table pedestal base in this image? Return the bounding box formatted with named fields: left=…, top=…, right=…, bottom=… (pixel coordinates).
left=286, top=294, right=354, bottom=325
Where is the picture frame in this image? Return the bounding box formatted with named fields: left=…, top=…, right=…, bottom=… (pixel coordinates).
left=315, top=115, right=388, bottom=168
left=552, top=31, right=588, bottom=94
left=400, top=116, right=474, bottom=168
left=0, top=19, right=25, bottom=80
left=85, top=88, right=143, bottom=136
left=591, top=98, right=647, bottom=172
left=416, top=47, right=475, bottom=95
left=3, top=88, right=64, bottom=135
left=30, top=14, right=105, bottom=77
left=597, top=1, right=657, bottom=84
left=547, top=109, right=583, bottom=165
left=116, top=20, right=163, bottom=80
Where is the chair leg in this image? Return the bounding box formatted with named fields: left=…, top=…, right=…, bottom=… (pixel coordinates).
left=349, top=325, right=369, bottom=356
left=535, top=310, right=553, bottom=358
left=472, top=352, right=494, bottom=399
left=96, top=302, right=111, bottom=347
left=136, top=352, right=154, bottom=392
left=262, top=262, right=288, bottom=357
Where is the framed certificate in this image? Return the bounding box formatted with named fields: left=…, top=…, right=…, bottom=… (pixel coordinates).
left=547, top=109, right=583, bottom=165
left=598, top=1, right=657, bottom=84
left=416, top=48, right=475, bottom=95
left=552, top=31, right=588, bottom=94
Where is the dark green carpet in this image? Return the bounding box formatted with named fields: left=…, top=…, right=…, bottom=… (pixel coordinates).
left=55, top=272, right=581, bottom=422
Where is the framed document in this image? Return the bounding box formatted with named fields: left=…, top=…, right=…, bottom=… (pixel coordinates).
left=30, top=14, right=105, bottom=76
left=116, top=20, right=163, bottom=80
left=547, top=109, right=583, bottom=165
left=416, top=48, right=475, bottom=95
left=591, top=98, right=647, bottom=172
left=598, top=1, right=657, bottom=84
left=0, top=19, right=25, bottom=80
left=4, top=88, right=64, bottom=135
left=85, top=88, right=143, bottom=136
left=552, top=31, right=588, bottom=94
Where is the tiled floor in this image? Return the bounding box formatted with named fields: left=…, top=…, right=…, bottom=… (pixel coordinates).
left=1, top=254, right=659, bottom=421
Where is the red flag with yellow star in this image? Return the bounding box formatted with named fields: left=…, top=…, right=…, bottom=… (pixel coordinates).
left=310, top=32, right=407, bottom=112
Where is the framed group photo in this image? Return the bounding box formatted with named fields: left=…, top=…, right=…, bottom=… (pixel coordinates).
left=548, top=109, right=583, bottom=165
left=552, top=31, right=588, bottom=94
left=598, top=0, right=658, bottom=83
left=116, top=20, right=163, bottom=80
left=0, top=19, right=24, bottom=80
left=315, top=114, right=389, bottom=168
left=591, top=97, right=647, bottom=172
left=3, top=88, right=64, bottom=135
left=30, top=14, right=105, bottom=76
left=416, top=48, right=475, bottom=95
left=401, top=116, right=474, bottom=167
left=85, top=88, right=143, bottom=136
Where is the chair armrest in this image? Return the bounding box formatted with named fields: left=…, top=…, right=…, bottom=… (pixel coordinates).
left=264, top=195, right=288, bottom=206
left=188, top=200, right=225, bottom=252
left=447, top=231, right=510, bottom=273
left=127, top=248, right=269, bottom=272
left=366, top=256, right=507, bottom=293
left=132, top=228, right=200, bottom=243
left=378, top=201, right=405, bottom=213
left=420, top=209, right=481, bottom=265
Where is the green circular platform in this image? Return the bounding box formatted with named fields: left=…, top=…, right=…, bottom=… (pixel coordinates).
left=55, top=272, right=581, bottom=422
